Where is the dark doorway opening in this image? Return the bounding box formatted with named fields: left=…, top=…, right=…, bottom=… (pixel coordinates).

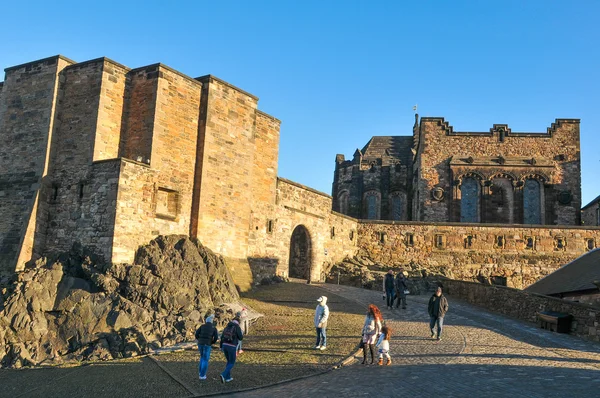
left=288, top=225, right=312, bottom=280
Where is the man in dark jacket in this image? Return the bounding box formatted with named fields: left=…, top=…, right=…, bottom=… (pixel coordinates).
left=427, top=286, right=449, bottom=340
left=395, top=270, right=408, bottom=309
left=219, top=315, right=244, bottom=383
left=383, top=270, right=396, bottom=309
left=195, top=313, right=219, bottom=380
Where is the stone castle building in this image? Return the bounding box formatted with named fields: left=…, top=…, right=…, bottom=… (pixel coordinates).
left=333, top=115, right=581, bottom=225
left=1, top=54, right=599, bottom=290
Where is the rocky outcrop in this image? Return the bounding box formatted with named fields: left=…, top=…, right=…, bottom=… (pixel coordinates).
left=0, top=235, right=243, bottom=368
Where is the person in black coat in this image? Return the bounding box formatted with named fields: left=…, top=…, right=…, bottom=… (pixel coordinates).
left=428, top=286, right=449, bottom=340
left=383, top=270, right=396, bottom=309
left=219, top=315, right=244, bottom=383
left=195, top=313, right=219, bottom=380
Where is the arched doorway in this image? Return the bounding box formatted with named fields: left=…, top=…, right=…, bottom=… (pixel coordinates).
left=288, top=225, right=312, bottom=280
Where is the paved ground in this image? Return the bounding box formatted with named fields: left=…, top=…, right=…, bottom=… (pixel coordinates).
left=233, top=283, right=600, bottom=398
left=2, top=282, right=599, bottom=397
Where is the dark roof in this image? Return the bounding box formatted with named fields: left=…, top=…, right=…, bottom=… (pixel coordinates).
left=526, top=249, right=600, bottom=295
left=582, top=195, right=600, bottom=211
left=361, top=136, right=413, bottom=166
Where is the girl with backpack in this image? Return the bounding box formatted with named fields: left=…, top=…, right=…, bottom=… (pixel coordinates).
left=219, top=314, right=243, bottom=383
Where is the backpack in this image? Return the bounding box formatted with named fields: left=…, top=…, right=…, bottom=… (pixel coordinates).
left=222, top=323, right=236, bottom=343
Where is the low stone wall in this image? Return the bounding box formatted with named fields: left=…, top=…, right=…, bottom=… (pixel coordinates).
left=443, top=279, right=600, bottom=342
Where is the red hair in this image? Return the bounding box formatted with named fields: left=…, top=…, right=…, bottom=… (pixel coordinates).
left=368, top=304, right=383, bottom=321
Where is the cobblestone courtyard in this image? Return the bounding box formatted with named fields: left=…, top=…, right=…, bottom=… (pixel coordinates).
left=1, top=282, right=599, bottom=397
left=235, top=283, right=600, bottom=397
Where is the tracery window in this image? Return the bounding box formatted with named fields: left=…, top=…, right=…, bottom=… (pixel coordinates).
left=523, top=179, right=541, bottom=224
left=363, top=191, right=380, bottom=220
left=390, top=192, right=404, bottom=221
left=460, top=177, right=480, bottom=222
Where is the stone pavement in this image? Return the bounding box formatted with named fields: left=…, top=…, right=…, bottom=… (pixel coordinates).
left=232, top=283, right=600, bottom=398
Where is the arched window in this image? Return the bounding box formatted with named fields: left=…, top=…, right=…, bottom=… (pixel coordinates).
left=523, top=179, right=541, bottom=224
left=364, top=191, right=380, bottom=220
left=389, top=192, right=404, bottom=221
left=460, top=177, right=480, bottom=223
left=338, top=191, right=349, bottom=215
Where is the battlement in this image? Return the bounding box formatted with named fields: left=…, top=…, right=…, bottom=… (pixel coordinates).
left=420, top=117, right=580, bottom=138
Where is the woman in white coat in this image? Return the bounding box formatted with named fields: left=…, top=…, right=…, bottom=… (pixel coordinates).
left=361, top=304, right=383, bottom=364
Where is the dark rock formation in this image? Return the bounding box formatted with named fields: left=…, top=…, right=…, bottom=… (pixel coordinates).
left=0, top=235, right=242, bottom=368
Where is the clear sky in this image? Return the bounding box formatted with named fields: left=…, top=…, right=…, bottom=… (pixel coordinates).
left=2, top=1, right=598, bottom=203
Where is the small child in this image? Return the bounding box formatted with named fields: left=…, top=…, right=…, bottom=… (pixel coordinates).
left=376, top=325, right=392, bottom=366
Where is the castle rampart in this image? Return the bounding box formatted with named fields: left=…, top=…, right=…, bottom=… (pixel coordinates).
left=1, top=54, right=596, bottom=294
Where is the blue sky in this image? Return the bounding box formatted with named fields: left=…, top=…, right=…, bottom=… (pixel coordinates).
left=2, top=1, right=598, bottom=203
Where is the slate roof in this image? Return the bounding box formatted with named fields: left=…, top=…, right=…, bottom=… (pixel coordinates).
left=526, top=248, right=600, bottom=296
left=361, top=136, right=413, bottom=166
left=582, top=194, right=600, bottom=211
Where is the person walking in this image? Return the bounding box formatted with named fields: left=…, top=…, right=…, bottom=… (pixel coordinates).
left=314, top=296, right=329, bottom=351
left=219, top=314, right=244, bottom=383
left=376, top=325, right=392, bottom=366
left=428, top=286, right=449, bottom=341
left=195, top=313, right=219, bottom=380
left=361, top=304, right=383, bottom=364
left=237, top=308, right=249, bottom=355
left=383, top=270, right=396, bottom=309
left=395, top=270, right=409, bottom=309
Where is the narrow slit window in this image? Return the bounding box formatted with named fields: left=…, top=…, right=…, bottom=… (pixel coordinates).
left=267, top=220, right=274, bottom=234
left=406, top=233, right=414, bottom=246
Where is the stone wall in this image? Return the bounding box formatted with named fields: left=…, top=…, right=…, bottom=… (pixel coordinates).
left=193, top=76, right=259, bottom=259
left=443, top=279, right=600, bottom=342
left=357, top=221, right=600, bottom=288
left=245, top=178, right=358, bottom=283
left=582, top=200, right=600, bottom=226
left=0, top=56, right=74, bottom=273
left=414, top=118, right=581, bottom=225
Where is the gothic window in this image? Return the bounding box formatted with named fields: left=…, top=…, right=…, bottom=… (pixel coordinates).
left=460, top=177, right=480, bottom=223
left=523, top=179, right=541, bottom=224
left=364, top=191, right=380, bottom=220
left=596, top=208, right=600, bottom=226
left=488, top=178, right=513, bottom=224
left=338, top=191, right=349, bottom=215
left=390, top=192, right=404, bottom=221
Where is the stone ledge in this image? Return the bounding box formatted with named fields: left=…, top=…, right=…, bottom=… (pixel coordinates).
left=330, top=210, right=358, bottom=222
left=4, top=54, right=77, bottom=72
left=256, top=109, right=281, bottom=123
left=277, top=177, right=332, bottom=199
left=196, top=74, right=258, bottom=101
left=64, top=57, right=131, bottom=72
left=130, top=63, right=203, bottom=88
left=359, top=219, right=600, bottom=231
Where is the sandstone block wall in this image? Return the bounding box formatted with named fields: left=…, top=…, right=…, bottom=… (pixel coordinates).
left=0, top=56, right=74, bottom=273
left=357, top=221, right=600, bottom=288
left=444, top=279, right=600, bottom=342
left=245, top=178, right=358, bottom=283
